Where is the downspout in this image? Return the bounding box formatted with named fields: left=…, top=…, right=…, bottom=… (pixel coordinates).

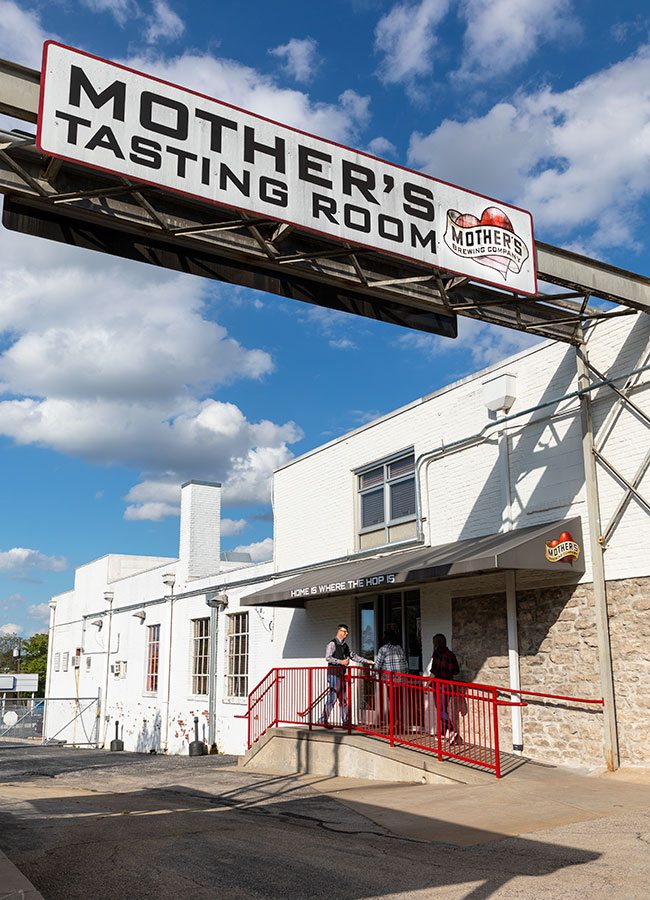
left=161, top=576, right=176, bottom=753
left=576, top=332, right=619, bottom=770
left=498, top=418, right=524, bottom=752
left=485, top=373, right=524, bottom=754
left=206, top=592, right=229, bottom=751
left=101, top=591, right=114, bottom=748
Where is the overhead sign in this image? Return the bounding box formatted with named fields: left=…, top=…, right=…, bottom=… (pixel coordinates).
left=37, top=42, right=537, bottom=295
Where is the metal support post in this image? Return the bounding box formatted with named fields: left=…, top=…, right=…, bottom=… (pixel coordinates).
left=576, top=338, right=620, bottom=770
left=505, top=570, right=523, bottom=751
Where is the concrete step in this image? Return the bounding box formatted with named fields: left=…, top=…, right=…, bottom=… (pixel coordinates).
left=239, top=727, right=515, bottom=785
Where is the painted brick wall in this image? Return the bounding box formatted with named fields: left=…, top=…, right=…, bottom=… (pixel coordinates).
left=273, top=314, right=650, bottom=587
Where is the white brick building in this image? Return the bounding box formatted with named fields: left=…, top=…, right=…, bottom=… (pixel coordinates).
left=45, top=312, right=650, bottom=767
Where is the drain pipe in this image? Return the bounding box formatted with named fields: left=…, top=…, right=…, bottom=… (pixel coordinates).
left=161, top=573, right=176, bottom=753
left=414, top=360, right=650, bottom=545
left=206, top=591, right=229, bottom=751
left=100, top=590, right=114, bottom=748
left=483, top=373, right=524, bottom=754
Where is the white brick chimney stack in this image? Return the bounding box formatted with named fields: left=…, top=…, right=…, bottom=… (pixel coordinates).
left=178, top=481, right=221, bottom=584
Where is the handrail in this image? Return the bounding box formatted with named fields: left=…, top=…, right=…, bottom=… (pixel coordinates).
left=496, top=686, right=604, bottom=705
left=240, top=666, right=605, bottom=777
left=298, top=686, right=328, bottom=718
left=248, top=672, right=284, bottom=712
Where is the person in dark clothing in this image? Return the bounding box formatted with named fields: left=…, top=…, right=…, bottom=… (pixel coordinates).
left=426, top=633, right=461, bottom=742
left=319, top=624, right=371, bottom=727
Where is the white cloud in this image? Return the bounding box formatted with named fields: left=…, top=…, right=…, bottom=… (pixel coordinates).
left=367, top=136, right=397, bottom=158
left=270, top=37, right=320, bottom=82
left=375, top=0, right=450, bottom=88
left=0, top=1, right=54, bottom=68
left=457, top=0, right=579, bottom=80
left=124, top=501, right=179, bottom=521
left=81, top=0, right=140, bottom=26
left=0, top=227, right=302, bottom=512
left=0, top=548, right=67, bottom=572
left=123, top=50, right=370, bottom=144
left=329, top=337, right=357, bottom=350
left=408, top=45, right=650, bottom=248
left=399, top=316, right=540, bottom=369
left=145, top=0, right=184, bottom=44
left=28, top=603, right=51, bottom=624
left=0, top=623, right=23, bottom=635
left=233, top=537, right=273, bottom=563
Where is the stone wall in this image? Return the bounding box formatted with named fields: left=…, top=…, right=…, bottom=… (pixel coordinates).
left=452, top=583, right=605, bottom=769
left=607, top=577, right=650, bottom=766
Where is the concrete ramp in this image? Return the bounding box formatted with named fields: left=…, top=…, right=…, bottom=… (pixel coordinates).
left=239, top=727, right=504, bottom=785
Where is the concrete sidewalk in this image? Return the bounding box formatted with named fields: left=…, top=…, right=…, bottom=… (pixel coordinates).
left=0, top=847, right=44, bottom=899
left=301, top=763, right=650, bottom=845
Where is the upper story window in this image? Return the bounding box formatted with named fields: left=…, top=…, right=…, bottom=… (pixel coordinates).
left=62, top=651, right=69, bottom=672
left=54, top=652, right=61, bottom=672
left=357, top=451, right=417, bottom=550
left=145, top=624, right=160, bottom=694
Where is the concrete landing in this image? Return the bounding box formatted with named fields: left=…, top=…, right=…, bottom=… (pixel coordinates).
left=239, top=726, right=513, bottom=785
left=299, top=763, right=650, bottom=846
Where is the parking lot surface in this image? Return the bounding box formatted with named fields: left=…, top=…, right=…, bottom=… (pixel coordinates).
left=1, top=742, right=649, bottom=899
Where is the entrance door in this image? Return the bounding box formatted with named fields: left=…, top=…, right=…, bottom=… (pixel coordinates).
left=357, top=590, right=422, bottom=674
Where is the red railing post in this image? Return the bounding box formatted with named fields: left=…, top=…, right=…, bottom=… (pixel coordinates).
left=247, top=694, right=251, bottom=749
left=436, top=679, right=442, bottom=761
left=308, top=668, right=313, bottom=731
left=346, top=666, right=352, bottom=734
left=389, top=672, right=395, bottom=747
left=274, top=669, right=280, bottom=729
left=492, top=687, right=501, bottom=778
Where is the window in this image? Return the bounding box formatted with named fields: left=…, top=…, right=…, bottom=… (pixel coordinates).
left=54, top=652, right=60, bottom=672
left=85, top=656, right=92, bottom=672
left=226, top=613, right=249, bottom=700
left=357, top=451, right=417, bottom=549
left=62, top=651, right=69, bottom=672
left=191, top=618, right=210, bottom=696
left=145, top=624, right=160, bottom=693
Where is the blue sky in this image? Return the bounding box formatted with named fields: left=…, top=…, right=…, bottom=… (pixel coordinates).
left=1, top=0, right=650, bottom=636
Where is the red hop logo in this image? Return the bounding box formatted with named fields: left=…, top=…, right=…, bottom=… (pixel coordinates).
left=545, top=531, right=580, bottom=564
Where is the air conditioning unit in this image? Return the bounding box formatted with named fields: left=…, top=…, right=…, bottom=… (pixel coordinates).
left=72, top=655, right=81, bottom=668
left=112, top=661, right=121, bottom=676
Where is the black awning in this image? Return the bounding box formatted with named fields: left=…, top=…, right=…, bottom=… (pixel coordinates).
left=240, top=517, right=585, bottom=608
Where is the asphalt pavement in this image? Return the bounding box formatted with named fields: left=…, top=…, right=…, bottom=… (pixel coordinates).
left=0, top=741, right=649, bottom=899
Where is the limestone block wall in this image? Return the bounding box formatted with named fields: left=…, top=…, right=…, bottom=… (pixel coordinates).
left=607, top=577, right=650, bottom=766
left=451, top=584, right=605, bottom=768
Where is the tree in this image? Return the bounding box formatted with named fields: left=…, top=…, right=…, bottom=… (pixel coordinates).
left=0, top=633, right=22, bottom=674
left=22, top=633, right=49, bottom=697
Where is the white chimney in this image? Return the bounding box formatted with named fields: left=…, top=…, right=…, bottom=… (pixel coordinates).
left=178, top=481, right=221, bottom=583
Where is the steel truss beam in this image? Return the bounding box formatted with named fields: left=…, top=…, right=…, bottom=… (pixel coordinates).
left=585, top=358, right=650, bottom=547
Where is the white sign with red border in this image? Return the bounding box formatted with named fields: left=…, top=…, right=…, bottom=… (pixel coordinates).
left=37, top=42, right=537, bottom=295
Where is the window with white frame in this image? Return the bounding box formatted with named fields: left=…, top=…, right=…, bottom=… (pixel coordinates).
left=62, top=651, right=69, bottom=672
left=145, top=624, right=160, bottom=693
left=54, top=652, right=60, bottom=672
left=191, top=618, right=210, bottom=696
left=357, top=451, right=417, bottom=548
left=226, top=613, right=249, bottom=700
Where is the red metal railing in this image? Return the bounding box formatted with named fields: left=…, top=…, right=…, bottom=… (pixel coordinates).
left=241, top=666, right=604, bottom=778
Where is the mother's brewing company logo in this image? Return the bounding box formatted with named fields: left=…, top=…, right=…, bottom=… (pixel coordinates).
left=545, top=530, right=581, bottom=564
left=444, top=206, right=530, bottom=283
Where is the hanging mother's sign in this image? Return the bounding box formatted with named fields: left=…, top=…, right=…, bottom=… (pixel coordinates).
left=37, top=42, right=537, bottom=295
